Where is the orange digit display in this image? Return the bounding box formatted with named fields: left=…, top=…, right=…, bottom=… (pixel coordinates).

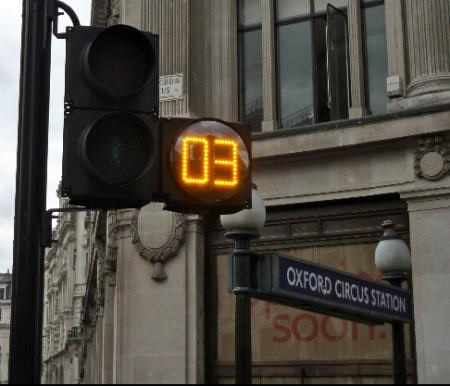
left=181, top=136, right=209, bottom=185
left=170, top=120, right=250, bottom=205
left=214, top=139, right=238, bottom=188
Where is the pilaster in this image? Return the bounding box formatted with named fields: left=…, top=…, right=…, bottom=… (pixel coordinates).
left=209, top=0, right=239, bottom=121
left=385, top=0, right=407, bottom=99
left=185, top=215, right=205, bottom=384
left=261, top=0, right=278, bottom=131
left=120, top=0, right=191, bottom=117
left=348, top=0, right=367, bottom=118
left=401, top=188, right=450, bottom=384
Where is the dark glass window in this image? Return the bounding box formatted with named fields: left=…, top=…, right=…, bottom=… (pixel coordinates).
left=238, top=0, right=263, bottom=131
left=277, top=20, right=314, bottom=128
left=276, top=0, right=350, bottom=129
left=238, top=0, right=389, bottom=130
left=326, top=5, right=350, bottom=121
left=363, top=0, right=388, bottom=115
left=277, top=1, right=314, bottom=129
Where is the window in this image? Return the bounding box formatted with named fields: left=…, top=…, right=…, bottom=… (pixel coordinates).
left=276, top=1, right=314, bottom=128
left=238, top=0, right=389, bottom=131
left=0, top=289, right=4, bottom=301
left=363, top=0, right=388, bottom=115
left=277, top=0, right=350, bottom=128
left=238, top=0, right=263, bottom=131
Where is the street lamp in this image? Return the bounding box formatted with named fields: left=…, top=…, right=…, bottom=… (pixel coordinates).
left=220, top=186, right=266, bottom=385
left=374, top=220, right=412, bottom=385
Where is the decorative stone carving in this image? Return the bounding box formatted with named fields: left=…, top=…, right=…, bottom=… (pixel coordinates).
left=415, top=136, right=450, bottom=181
left=91, top=0, right=111, bottom=27
left=94, top=242, right=106, bottom=317
left=109, top=0, right=121, bottom=26
left=132, top=203, right=186, bottom=282
left=105, top=211, right=119, bottom=286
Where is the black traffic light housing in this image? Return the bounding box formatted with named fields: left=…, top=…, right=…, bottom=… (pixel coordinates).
left=158, top=117, right=252, bottom=214
left=62, top=110, right=159, bottom=208
left=61, top=24, right=159, bottom=209
left=65, top=25, right=159, bottom=114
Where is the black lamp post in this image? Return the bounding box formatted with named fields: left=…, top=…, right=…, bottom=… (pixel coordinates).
left=220, top=188, right=267, bottom=385
left=375, top=220, right=412, bottom=384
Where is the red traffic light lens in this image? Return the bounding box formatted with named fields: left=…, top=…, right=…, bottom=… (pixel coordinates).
left=80, top=112, right=155, bottom=187
left=170, top=120, right=250, bottom=204
left=83, top=25, right=157, bottom=100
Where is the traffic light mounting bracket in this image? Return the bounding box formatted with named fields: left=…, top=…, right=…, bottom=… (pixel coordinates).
left=41, top=207, right=103, bottom=248
left=49, top=0, right=81, bottom=40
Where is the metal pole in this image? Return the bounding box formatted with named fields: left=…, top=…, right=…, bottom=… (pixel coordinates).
left=234, top=245, right=252, bottom=384
left=9, top=0, right=53, bottom=383
left=386, top=276, right=408, bottom=384
left=226, top=230, right=257, bottom=385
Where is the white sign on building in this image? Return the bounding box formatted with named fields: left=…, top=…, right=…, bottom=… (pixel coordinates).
left=159, top=74, right=183, bottom=102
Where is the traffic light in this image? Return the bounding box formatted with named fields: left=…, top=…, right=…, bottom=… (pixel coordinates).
left=61, top=24, right=159, bottom=209
left=157, top=118, right=252, bottom=214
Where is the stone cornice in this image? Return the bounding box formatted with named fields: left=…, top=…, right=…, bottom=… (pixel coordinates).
left=253, top=107, right=450, bottom=161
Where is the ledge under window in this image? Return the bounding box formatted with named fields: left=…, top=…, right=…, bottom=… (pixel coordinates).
left=252, top=103, right=450, bottom=160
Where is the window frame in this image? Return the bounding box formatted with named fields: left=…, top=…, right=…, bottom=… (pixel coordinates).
left=237, top=0, right=391, bottom=132
left=361, top=0, right=387, bottom=116
left=275, top=1, right=315, bottom=129
left=237, top=0, right=264, bottom=131
left=274, top=0, right=351, bottom=129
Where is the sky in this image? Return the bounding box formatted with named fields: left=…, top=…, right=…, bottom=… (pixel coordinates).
left=0, top=1, right=92, bottom=272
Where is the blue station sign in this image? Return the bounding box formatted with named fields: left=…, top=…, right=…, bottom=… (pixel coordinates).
left=252, top=253, right=413, bottom=325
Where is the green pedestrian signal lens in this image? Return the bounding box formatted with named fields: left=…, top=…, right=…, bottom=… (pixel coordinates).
left=80, top=112, right=155, bottom=187
left=110, top=137, right=122, bottom=164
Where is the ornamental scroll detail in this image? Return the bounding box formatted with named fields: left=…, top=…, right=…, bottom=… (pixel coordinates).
left=109, top=0, right=121, bottom=26
left=415, top=136, right=450, bottom=181
left=132, top=204, right=186, bottom=282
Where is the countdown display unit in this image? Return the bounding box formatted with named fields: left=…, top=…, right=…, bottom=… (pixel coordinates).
left=159, top=117, right=252, bottom=214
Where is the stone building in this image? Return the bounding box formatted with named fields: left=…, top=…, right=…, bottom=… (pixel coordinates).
left=0, top=272, right=11, bottom=385
left=44, top=0, right=450, bottom=384
left=42, top=193, right=90, bottom=384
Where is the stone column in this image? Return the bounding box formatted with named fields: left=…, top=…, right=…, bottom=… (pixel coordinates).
left=120, top=0, right=192, bottom=117
left=101, top=273, right=115, bottom=384
left=348, top=0, right=367, bottom=118
left=95, top=317, right=104, bottom=384
left=261, top=0, right=278, bottom=131
left=385, top=0, right=408, bottom=100
left=404, top=0, right=450, bottom=99
left=209, top=0, right=239, bottom=121
left=401, top=189, right=450, bottom=383
left=72, top=355, right=80, bottom=384
left=185, top=215, right=205, bottom=384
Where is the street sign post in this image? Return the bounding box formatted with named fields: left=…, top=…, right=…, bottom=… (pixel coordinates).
left=233, top=253, right=413, bottom=325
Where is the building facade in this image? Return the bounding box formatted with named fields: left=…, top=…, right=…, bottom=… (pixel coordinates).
left=43, top=0, right=450, bottom=383
left=42, top=192, right=90, bottom=384
left=0, top=272, right=12, bottom=384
